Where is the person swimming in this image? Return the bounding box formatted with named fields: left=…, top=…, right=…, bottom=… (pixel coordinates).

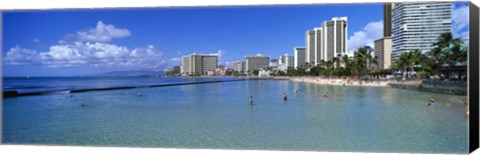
left=81, top=103, right=85, bottom=107
left=317, top=95, right=329, bottom=99
left=283, top=92, right=288, bottom=101
left=428, top=97, right=435, bottom=106
left=250, top=96, right=253, bottom=105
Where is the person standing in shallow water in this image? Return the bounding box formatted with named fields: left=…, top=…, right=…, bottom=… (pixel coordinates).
left=250, top=96, right=253, bottom=105
left=283, top=92, right=288, bottom=101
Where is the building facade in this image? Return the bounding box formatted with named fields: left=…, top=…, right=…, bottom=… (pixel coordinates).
left=233, top=61, right=245, bottom=74
left=305, top=30, right=316, bottom=65
left=305, top=17, right=347, bottom=66
left=384, top=3, right=395, bottom=37
left=279, top=54, right=294, bottom=68
left=294, top=47, right=306, bottom=68
left=374, top=37, right=392, bottom=70
left=181, top=54, right=218, bottom=76
left=391, top=2, right=451, bottom=62
left=245, top=54, right=269, bottom=74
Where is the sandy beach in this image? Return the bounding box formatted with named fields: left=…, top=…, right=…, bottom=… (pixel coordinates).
left=289, top=76, right=391, bottom=87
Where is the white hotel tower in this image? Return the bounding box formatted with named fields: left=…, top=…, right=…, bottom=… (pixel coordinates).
left=391, top=2, right=451, bottom=62
left=306, top=17, right=348, bottom=66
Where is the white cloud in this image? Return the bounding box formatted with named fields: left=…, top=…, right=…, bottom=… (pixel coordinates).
left=452, top=4, right=469, bottom=40
left=4, top=46, right=41, bottom=65
left=347, top=20, right=383, bottom=52
left=59, top=21, right=131, bottom=43
left=4, top=42, right=168, bottom=69
left=209, top=50, right=225, bottom=58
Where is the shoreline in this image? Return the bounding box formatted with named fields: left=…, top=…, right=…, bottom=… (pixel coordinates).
left=288, top=76, right=391, bottom=87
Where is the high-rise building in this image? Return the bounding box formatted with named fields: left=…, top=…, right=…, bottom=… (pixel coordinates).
left=323, top=17, right=348, bottom=61
left=384, top=3, right=395, bottom=37
left=279, top=54, right=294, bottom=68
left=314, top=27, right=323, bottom=64
left=181, top=54, right=218, bottom=76
left=294, top=47, right=306, bottom=68
left=373, top=3, right=394, bottom=70
left=374, top=37, right=392, bottom=70
left=391, top=2, right=451, bottom=62
left=233, top=61, right=245, bottom=74
left=245, top=54, right=269, bottom=74
left=305, top=30, right=316, bottom=65
left=305, top=17, right=347, bottom=66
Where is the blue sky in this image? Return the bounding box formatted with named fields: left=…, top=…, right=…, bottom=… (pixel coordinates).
left=2, top=2, right=469, bottom=76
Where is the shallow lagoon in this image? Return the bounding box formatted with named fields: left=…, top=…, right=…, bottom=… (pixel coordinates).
left=2, top=79, right=469, bottom=153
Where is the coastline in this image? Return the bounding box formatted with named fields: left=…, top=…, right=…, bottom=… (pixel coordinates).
left=288, top=76, right=390, bottom=87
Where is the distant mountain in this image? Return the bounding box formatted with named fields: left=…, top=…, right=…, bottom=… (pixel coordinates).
left=97, top=70, right=164, bottom=77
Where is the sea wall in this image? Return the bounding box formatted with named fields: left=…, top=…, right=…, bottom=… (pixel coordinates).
left=388, top=80, right=467, bottom=95
left=420, top=80, right=467, bottom=95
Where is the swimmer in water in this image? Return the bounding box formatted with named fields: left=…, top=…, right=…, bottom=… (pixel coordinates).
left=283, top=92, right=288, bottom=101
left=250, top=96, right=253, bottom=105
left=81, top=103, right=85, bottom=107
left=428, top=97, right=435, bottom=106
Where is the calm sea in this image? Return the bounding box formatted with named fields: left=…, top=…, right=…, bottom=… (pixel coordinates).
left=2, top=77, right=469, bottom=153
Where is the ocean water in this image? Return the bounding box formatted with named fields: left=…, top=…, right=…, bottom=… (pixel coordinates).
left=2, top=78, right=469, bottom=153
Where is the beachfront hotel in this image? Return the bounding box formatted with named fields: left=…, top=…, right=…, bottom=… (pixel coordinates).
left=305, top=30, right=316, bottom=65
left=294, top=47, right=306, bottom=69
left=233, top=61, right=246, bottom=74
left=305, top=17, right=348, bottom=65
left=391, top=2, right=452, bottom=62
left=374, top=37, right=392, bottom=69
left=245, top=54, right=269, bottom=74
left=181, top=54, right=218, bottom=76
left=279, top=54, right=294, bottom=68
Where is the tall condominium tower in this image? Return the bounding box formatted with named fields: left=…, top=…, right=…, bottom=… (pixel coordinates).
left=322, top=17, right=348, bottom=61
left=245, top=54, right=269, bottom=74
left=279, top=54, right=294, bottom=68
left=314, top=27, right=323, bottom=65
left=294, top=47, right=306, bottom=69
left=305, top=30, right=316, bottom=65
left=384, top=3, right=395, bottom=37
left=305, top=17, right=347, bottom=66
left=391, top=2, right=451, bottom=62
left=181, top=54, right=218, bottom=76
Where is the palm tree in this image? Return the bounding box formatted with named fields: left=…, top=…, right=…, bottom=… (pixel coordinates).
left=341, top=54, right=350, bottom=68
left=409, top=50, right=423, bottom=78
left=353, top=47, right=372, bottom=79
left=370, top=56, right=379, bottom=70
left=332, top=56, right=341, bottom=68
left=427, top=32, right=468, bottom=79
left=396, top=53, right=410, bottom=80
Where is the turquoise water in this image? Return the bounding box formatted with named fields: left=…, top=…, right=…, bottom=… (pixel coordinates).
left=2, top=79, right=469, bottom=153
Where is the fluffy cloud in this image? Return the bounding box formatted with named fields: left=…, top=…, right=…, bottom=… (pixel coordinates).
left=452, top=4, right=469, bottom=40
left=4, top=46, right=41, bottom=65
left=5, top=42, right=167, bottom=69
left=347, top=20, right=383, bottom=52
left=59, top=21, right=130, bottom=43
